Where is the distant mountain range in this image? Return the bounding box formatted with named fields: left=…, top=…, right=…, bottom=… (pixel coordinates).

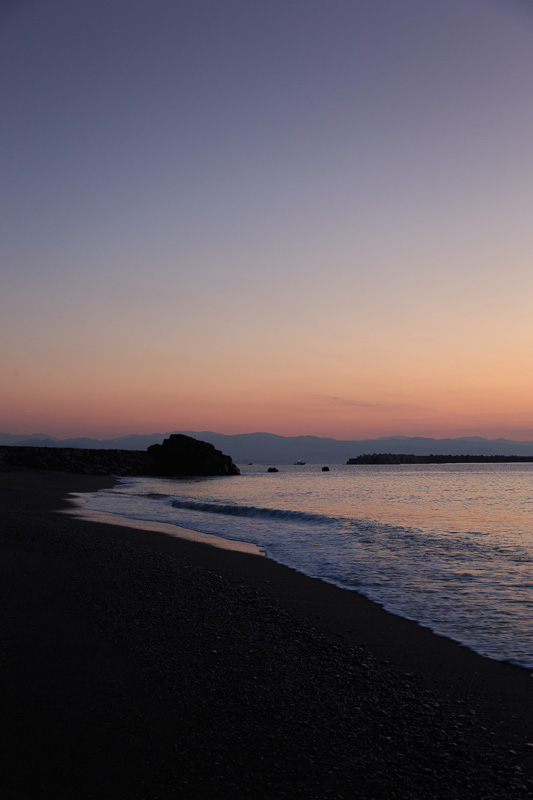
left=2, top=431, right=533, bottom=463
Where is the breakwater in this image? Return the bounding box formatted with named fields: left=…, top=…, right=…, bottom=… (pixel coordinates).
left=0, top=434, right=240, bottom=477
left=0, top=445, right=153, bottom=475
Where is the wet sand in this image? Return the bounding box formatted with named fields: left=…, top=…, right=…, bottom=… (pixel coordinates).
left=1, top=468, right=532, bottom=799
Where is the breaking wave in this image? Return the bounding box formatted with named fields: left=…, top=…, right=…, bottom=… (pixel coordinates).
left=171, top=498, right=337, bottom=525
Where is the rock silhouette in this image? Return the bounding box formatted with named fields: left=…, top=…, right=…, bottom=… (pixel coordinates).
left=147, top=434, right=240, bottom=476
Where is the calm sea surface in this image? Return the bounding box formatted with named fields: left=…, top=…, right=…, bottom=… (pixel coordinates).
left=79, top=463, right=533, bottom=670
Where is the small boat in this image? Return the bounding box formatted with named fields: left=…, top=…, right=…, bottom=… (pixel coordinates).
left=294, top=459, right=306, bottom=465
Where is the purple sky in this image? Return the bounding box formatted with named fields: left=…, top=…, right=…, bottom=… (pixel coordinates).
left=2, top=0, right=533, bottom=439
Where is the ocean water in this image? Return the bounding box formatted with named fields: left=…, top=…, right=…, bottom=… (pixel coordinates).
left=78, top=463, right=533, bottom=670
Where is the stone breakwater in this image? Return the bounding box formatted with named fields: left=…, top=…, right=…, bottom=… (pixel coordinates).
left=0, top=445, right=155, bottom=476
left=0, top=434, right=240, bottom=477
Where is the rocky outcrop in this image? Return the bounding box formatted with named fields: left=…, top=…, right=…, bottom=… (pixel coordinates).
left=147, top=434, right=240, bottom=477
left=0, top=434, right=240, bottom=477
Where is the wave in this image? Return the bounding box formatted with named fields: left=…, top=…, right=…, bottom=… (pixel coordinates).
left=170, top=498, right=338, bottom=525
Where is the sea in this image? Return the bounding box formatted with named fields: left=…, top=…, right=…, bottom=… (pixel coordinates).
left=77, top=462, right=533, bottom=671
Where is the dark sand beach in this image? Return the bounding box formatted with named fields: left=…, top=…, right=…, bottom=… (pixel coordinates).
left=1, top=468, right=532, bottom=799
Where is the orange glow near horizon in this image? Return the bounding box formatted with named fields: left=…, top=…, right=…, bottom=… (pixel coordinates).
left=2, top=2, right=533, bottom=443
left=4, top=371, right=533, bottom=441
left=5, top=299, right=533, bottom=441
left=4, top=286, right=533, bottom=441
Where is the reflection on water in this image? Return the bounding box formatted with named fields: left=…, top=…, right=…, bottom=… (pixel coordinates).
left=79, top=463, right=533, bottom=669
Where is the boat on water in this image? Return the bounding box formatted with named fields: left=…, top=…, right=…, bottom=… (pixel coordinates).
left=294, top=459, right=306, bottom=465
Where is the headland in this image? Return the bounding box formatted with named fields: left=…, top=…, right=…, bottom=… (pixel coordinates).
left=347, top=453, right=533, bottom=464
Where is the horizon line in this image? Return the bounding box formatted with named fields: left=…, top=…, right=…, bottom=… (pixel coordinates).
left=3, top=430, right=533, bottom=445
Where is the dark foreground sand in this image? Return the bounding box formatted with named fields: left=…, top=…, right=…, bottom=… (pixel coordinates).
left=1, top=469, right=532, bottom=799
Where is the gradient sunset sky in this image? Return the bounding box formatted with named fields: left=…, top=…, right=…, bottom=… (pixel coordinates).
left=2, top=0, right=532, bottom=440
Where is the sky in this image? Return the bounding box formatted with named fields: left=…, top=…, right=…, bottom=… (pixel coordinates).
left=2, top=0, right=533, bottom=441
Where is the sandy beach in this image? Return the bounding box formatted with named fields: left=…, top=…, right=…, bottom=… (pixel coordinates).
left=1, top=467, right=532, bottom=799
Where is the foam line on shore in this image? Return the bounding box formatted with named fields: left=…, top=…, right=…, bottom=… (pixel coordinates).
left=63, top=494, right=266, bottom=556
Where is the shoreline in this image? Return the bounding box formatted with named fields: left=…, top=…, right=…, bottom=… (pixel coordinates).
left=70, top=471, right=532, bottom=675
left=64, top=497, right=266, bottom=556
left=1, top=467, right=533, bottom=798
